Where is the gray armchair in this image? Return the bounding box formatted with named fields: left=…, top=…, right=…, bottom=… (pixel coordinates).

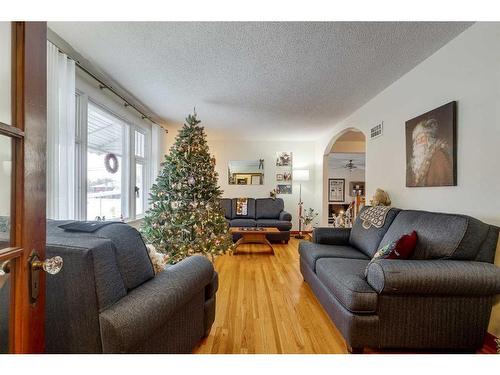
left=45, top=220, right=217, bottom=353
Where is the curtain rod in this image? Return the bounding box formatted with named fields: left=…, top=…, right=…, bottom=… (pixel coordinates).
left=49, top=38, right=168, bottom=133
left=74, top=63, right=167, bottom=132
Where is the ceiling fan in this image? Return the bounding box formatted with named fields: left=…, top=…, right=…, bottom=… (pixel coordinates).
left=333, top=159, right=364, bottom=172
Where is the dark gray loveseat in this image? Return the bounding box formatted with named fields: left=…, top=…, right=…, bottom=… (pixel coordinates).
left=45, top=220, right=218, bottom=353
left=221, top=198, right=292, bottom=243
left=299, top=207, right=500, bottom=353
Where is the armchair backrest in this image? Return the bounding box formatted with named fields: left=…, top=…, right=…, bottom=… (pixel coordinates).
left=93, top=224, right=154, bottom=290
left=45, top=221, right=155, bottom=352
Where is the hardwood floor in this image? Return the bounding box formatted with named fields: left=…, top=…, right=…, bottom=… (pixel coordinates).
left=193, top=238, right=497, bottom=354
left=194, top=238, right=348, bottom=354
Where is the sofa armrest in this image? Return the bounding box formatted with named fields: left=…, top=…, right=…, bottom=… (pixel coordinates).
left=312, top=227, right=351, bottom=245
left=366, top=259, right=500, bottom=296
left=99, top=255, right=214, bottom=353
left=279, top=210, right=292, bottom=221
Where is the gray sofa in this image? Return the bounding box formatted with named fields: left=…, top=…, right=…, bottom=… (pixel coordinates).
left=299, top=207, right=500, bottom=353
left=221, top=198, right=292, bottom=243
left=45, top=220, right=218, bottom=353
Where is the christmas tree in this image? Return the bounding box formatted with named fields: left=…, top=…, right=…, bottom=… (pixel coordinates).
left=141, top=111, right=233, bottom=264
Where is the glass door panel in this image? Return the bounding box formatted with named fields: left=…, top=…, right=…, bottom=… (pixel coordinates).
left=0, top=22, right=11, bottom=125
left=0, top=134, right=11, bottom=249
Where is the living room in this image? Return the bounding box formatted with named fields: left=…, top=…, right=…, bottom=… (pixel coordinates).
left=1, top=1, right=500, bottom=373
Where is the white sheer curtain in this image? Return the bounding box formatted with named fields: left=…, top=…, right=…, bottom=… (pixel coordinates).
left=47, top=41, right=76, bottom=219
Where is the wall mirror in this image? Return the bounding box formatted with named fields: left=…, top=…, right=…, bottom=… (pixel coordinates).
left=228, top=160, right=264, bottom=185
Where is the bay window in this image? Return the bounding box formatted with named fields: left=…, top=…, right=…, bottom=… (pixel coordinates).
left=75, top=93, right=151, bottom=222
left=87, top=102, right=127, bottom=220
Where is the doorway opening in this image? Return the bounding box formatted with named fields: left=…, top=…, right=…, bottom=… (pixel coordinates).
left=323, top=129, right=366, bottom=226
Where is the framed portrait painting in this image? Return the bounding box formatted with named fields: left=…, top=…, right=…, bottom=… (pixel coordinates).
left=328, top=178, right=345, bottom=202
left=405, top=101, right=457, bottom=187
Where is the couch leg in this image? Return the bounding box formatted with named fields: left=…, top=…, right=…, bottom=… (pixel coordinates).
left=347, top=344, right=364, bottom=354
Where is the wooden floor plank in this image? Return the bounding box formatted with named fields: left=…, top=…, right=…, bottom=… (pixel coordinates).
left=193, top=238, right=494, bottom=354
left=194, top=238, right=346, bottom=354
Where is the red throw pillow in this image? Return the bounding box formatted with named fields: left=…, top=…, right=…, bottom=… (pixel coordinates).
left=385, top=231, right=418, bottom=259
left=365, top=231, right=418, bottom=278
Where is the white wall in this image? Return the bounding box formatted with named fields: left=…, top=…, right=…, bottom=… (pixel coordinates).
left=317, top=22, right=500, bottom=336
left=161, top=135, right=318, bottom=229
left=152, top=138, right=308, bottom=230
left=209, top=140, right=318, bottom=230
left=319, top=23, right=500, bottom=225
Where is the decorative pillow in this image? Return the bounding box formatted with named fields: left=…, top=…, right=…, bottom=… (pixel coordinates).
left=365, top=231, right=418, bottom=277
left=146, top=244, right=169, bottom=274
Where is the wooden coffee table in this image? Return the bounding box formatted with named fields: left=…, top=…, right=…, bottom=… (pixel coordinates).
left=229, top=227, right=279, bottom=255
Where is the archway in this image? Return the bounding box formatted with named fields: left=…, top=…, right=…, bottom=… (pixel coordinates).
left=321, top=128, right=366, bottom=226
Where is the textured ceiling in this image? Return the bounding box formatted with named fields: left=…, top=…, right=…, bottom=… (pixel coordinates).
left=48, top=22, right=472, bottom=141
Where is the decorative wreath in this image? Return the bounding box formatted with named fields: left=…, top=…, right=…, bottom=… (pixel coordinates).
left=104, top=153, right=119, bottom=174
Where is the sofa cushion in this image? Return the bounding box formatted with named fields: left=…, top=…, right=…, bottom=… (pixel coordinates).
left=95, top=224, right=155, bottom=291
left=255, top=198, right=284, bottom=219
left=230, top=219, right=256, bottom=227
left=299, top=241, right=369, bottom=272
left=316, top=258, right=377, bottom=314
left=378, top=210, right=472, bottom=260
left=349, top=207, right=401, bottom=258
left=220, top=198, right=232, bottom=219
left=256, top=219, right=292, bottom=231
left=231, top=198, right=256, bottom=219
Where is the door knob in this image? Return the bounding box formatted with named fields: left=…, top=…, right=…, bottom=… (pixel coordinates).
left=31, top=256, right=63, bottom=275
left=28, top=252, right=63, bottom=303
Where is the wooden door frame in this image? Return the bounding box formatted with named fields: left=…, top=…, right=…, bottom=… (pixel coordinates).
left=0, top=21, right=47, bottom=354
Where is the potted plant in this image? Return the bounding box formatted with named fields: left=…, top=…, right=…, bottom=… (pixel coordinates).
left=301, top=208, right=318, bottom=232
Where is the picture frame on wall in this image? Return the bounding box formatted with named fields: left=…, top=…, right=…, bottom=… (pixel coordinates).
left=276, top=151, right=292, bottom=166
left=405, top=101, right=457, bottom=187
left=328, top=178, right=345, bottom=202
left=349, top=181, right=365, bottom=197
left=276, top=184, right=292, bottom=194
